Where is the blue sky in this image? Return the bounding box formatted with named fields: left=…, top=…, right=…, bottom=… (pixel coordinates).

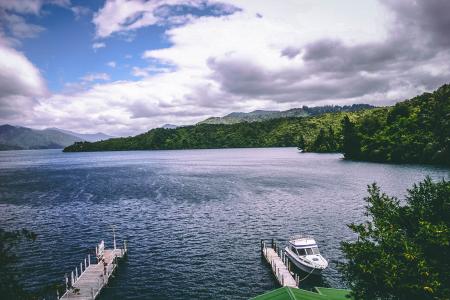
left=19, top=1, right=234, bottom=91
left=1, top=0, right=450, bottom=136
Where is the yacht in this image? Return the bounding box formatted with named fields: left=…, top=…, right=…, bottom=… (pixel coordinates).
left=284, top=236, right=328, bottom=275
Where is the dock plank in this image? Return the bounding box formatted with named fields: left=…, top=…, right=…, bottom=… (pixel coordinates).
left=60, top=248, right=127, bottom=300
left=262, top=242, right=297, bottom=288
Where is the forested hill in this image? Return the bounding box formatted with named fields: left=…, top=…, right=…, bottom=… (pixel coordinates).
left=63, top=109, right=374, bottom=152
left=342, top=84, right=450, bottom=165
left=198, top=104, right=374, bottom=125
left=64, top=83, right=450, bottom=166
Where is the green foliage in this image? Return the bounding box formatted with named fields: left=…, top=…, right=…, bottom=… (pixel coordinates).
left=342, top=116, right=361, bottom=159
left=340, top=178, right=450, bottom=299
left=64, top=111, right=366, bottom=152
left=305, top=126, right=339, bottom=153
left=65, top=83, right=450, bottom=166
left=342, top=84, right=450, bottom=165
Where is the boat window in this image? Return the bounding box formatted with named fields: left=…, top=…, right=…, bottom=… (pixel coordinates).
left=297, top=248, right=306, bottom=256
left=312, top=247, right=320, bottom=255
left=305, top=248, right=313, bottom=255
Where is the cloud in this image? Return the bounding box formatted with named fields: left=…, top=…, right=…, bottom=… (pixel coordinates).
left=92, top=42, right=105, bottom=50
left=92, top=0, right=237, bottom=38
left=71, top=5, right=91, bottom=20
left=280, top=47, right=301, bottom=59
left=0, top=0, right=70, bottom=15
left=107, top=61, right=116, bottom=68
left=0, top=43, right=46, bottom=118
left=0, top=11, right=45, bottom=39
left=80, top=73, right=110, bottom=82
left=3, top=0, right=450, bottom=136
left=380, top=0, right=450, bottom=48
left=131, top=65, right=172, bottom=77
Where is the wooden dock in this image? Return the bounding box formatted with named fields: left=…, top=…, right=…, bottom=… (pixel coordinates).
left=59, top=240, right=127, bottom=300
left=261, top=240, right=300, bottom=288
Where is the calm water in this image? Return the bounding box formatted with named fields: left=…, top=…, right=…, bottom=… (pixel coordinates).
left=0, top=148, right=448, bottom=299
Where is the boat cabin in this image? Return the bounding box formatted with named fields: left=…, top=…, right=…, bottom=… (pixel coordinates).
left=289, top=238, right=321, bottom=256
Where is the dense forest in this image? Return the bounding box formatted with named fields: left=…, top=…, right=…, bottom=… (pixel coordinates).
left=342, top=84, right=450, bottom=165
left=64, top=84, right=450, bottom=166
left=63, top=109, right=372, bottom=152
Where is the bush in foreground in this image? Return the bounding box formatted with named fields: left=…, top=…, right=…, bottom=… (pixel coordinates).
left=340, top=177, right=450, bottom=299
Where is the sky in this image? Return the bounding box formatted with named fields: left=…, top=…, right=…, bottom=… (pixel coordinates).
left=0, top=0, right=450, bottom=136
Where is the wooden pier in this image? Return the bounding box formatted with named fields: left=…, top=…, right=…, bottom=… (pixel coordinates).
left=261, top=239, right=300, bottom=288
left=59, top=239, right=127, bottom=299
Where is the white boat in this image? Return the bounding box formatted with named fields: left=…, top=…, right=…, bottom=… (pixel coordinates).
left=284, top=236, right=328, bottom=275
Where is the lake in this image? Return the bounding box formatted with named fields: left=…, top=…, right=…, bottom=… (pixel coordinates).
left=0, top=148, right=448, bottom=299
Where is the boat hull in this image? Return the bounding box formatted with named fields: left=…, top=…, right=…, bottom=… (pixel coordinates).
left=285, top=249, right=324, bottom=276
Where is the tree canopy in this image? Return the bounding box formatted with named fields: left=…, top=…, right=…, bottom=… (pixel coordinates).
left=340, top=177, right=450, bottom=299
left=64, top=83, right=450, bottom=166
left=342, top=84, right=450, bottom=165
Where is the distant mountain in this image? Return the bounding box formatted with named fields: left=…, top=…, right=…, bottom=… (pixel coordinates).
left=0, top=125, right=83, bottom=150
left=198, top=104, right=375, bottom=125
left=48, top=128, right=113, bottom=142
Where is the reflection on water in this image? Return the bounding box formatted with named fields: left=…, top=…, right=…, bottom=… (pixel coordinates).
left=0, top=148, right=448, bottom=299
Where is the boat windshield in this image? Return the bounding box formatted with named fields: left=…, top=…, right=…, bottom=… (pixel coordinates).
left=296, top=248, right=306, bottom=256
left=303, top=247, right=320, bottom=255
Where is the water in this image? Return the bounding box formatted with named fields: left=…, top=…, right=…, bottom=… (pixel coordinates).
left=0, top=148, right=448, bottom=299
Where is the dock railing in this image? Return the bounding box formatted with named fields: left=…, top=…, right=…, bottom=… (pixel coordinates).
left=59, top=239, right=127, bottom=299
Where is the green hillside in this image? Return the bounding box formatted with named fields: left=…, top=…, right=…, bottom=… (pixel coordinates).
left=64, top=83, right=450, bottom=166
left=199, top=104, right=374, bottom=125
left=63, top=109, right=374, bottom=152
left=342, top=84, right=450, bottom=165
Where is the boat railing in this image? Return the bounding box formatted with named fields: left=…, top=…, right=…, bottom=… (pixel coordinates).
left=289, top=234, right=314, bottom=241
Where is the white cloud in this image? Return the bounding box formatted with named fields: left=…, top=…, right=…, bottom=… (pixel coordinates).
left=92, top=42, right=105, bottom=50
left=131, top=66, right=171, bottom=77
left=3, top=0, right=450, bottom=136
left=107, top=61, right=116, bottom=68
left=0, top=12, right=45, bottom=39
left=71, top=5, right=91, bottom=19
left=80, top=72, right=110, bottom=82
left=0, top=0, right=70, bottom=15
left=92, top=0, right=219, bottom=38
left=131, top=66, right=149, bottom=77
left=0, top=42, right=46, bottom=118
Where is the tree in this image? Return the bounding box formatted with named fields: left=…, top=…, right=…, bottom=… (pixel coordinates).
left=340, top=177, right=450, bottom=299
left=312, top=128, right=327, bottom=152
left=342, top=116, right=360, bottom=159
left=327, top=126, right=337, bottom=151
left=297, top=135, right=306, bottom=151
